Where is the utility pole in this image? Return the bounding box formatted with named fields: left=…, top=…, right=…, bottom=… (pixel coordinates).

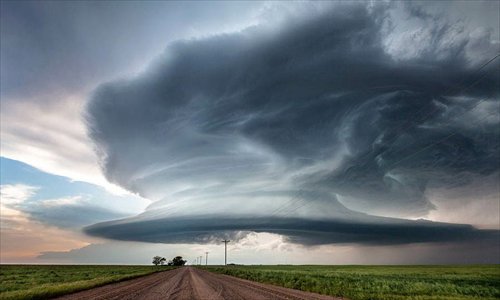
left=221, top=239, right=230, bottom=265
left=205, top=252, right=209, bottom=266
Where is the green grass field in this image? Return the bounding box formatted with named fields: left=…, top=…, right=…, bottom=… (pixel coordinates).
left=0, top=265, right=171, bottom=300
left=202, top=265, right=500, bottom=300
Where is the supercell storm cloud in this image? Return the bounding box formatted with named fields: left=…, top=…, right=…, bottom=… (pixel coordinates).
left=84, top=3, right=499, bottom=245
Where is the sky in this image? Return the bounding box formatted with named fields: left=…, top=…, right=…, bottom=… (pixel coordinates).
left=1, top=1, right=499, bottom=265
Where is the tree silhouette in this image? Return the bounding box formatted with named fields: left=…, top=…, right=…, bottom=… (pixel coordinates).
left=167, top=256, right=187, bottom=266
left=152, top=256, right=166, bottom=266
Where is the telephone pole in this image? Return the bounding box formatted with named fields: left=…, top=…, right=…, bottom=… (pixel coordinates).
left=221, top=239, right=230, bottom=265
left=205, top=252, right=209, bottom=266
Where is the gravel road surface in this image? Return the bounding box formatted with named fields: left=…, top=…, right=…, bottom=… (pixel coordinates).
left=55, top=267, right=342, bottom=299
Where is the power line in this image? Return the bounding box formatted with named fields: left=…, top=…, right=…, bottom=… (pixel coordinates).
left=201, top=53, right=500, bottom=253
left=384, top=99, right=498, bottom=170
left=351, top=53, right=500, bottom=173
left=278, top=104, right=499, bottom=221
left=255, top=52, right=500, bottom=224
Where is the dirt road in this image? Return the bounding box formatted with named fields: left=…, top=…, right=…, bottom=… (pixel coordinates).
left=55, top=267, right=341, bottom=300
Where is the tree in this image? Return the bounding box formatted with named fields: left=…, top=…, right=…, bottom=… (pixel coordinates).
left=167, top=256, right=187, bottom=266
left=152, top=256, right=166, bottom=266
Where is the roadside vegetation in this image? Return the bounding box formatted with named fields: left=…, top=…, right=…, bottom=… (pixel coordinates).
left=0, top=265, right=172, bottom=300
left=152, top=255, right=187, bottom=266
left=202, top=265, right=500, bottom=300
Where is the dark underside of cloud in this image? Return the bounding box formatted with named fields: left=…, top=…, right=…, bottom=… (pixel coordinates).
left=84, top=214, right=499, bottom=246
left=85, top=3, right=499, bottom=245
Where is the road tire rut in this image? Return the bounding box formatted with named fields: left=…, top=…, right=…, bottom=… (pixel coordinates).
left=55, top=267, right=343, bottom=300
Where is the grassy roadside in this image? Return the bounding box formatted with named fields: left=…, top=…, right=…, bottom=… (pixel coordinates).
left=0, top=265, right=173, bottom=300
left=201, top=265, right=500, bottom=300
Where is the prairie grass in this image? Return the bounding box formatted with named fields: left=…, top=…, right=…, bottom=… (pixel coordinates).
left=0, top=265, right=171, bottom=300
left=203, top=265, right=500, bottom=300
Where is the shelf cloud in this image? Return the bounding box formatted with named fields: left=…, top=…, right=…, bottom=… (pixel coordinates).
left=85, top=3, right=499, bottom=245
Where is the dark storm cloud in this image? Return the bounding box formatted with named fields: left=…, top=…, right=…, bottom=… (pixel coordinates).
left=85, top=214, right=499, bottom=246
left=86, top=3, right=499, bottom=245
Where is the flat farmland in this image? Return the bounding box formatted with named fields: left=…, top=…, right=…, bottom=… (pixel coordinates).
left=0, top=266, right=340, bottom=300
left=0, top=265, right=171, bottom=300
left=202, top=265, right=500, bottom=300
left=1, top=265, right=499, bottom=300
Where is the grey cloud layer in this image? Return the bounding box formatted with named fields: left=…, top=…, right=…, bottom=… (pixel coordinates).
left=1, top=1, right=262, bottom=100
left=86, top=3, right=499, bottom=245
left=85, top=214, right=499, bottom=246
left=23, top=202, right=129, bottom=228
